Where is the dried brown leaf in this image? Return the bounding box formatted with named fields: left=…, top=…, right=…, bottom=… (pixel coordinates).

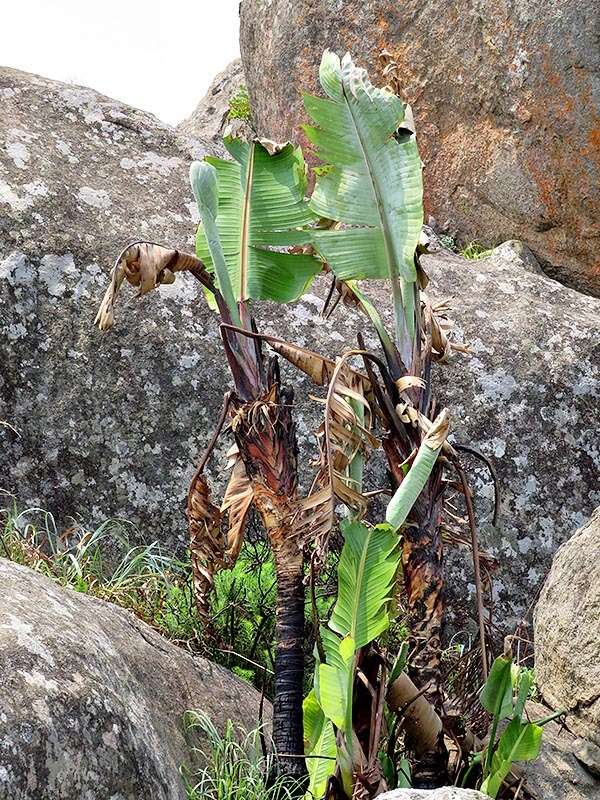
left=220, top=445, right=254, bottom=563
left=95, top=242, right=209, bottom=331
left=187, top=472, right=225, bottom=622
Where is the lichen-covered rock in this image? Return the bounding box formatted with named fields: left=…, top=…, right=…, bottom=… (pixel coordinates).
left=0, top=558, right=267, bottom=800
left=178, top=59, right=251, bottom=145
left=1, top=67, right=599, bottom=637
left=520, top=702, right=600, bottom=799
left=239, top=0, right=600, bottom=296
left=534, top=509, right=600, bottom=746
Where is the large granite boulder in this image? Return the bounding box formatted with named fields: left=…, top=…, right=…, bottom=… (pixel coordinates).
left=534, top=509, right=600, bottom=746
left=178, top=58, right=250, bottom=145
left=521, top=702, right=600, bottom=800
left=0, top=558, right=267, bottom=800
left=1, top=67, right=599, bottom=635
left=239, top=0, right=600, bottom=296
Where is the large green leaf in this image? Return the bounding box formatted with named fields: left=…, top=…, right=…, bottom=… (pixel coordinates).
left=303, top=691, right=337, bottom=800
left=189, top=161, right=240, bottom=322
left=328, top=519, right=400, bottom=649
left=305, top=718, right=336, bottom=800
left=318, top=635, right=355, bottom=730
left=195, top=137, right=320, bottom=303
left=480, top=655, right=514, bottom=721
left=480, top=718, right=543, bottom=798
left=385, top=410, right=449, bottom=530
left=304, top=50, right=423, bottom=352
left=303, top=690, right=325, bottom=755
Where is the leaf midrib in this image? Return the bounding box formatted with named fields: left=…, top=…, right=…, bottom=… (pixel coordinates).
left=342, top=78, right=409, bottom=353
left=238, top=142, right=255, bottom=300
left=342, top=81, right=398, bottom=291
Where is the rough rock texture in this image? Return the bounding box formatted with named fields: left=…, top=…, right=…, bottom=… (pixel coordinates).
left=378, top=790, right=487, bottom=799
left=534, top=509, right=600, bottom=745
left=521, top=702, right=600, bottom=800
left=178, top=58, right=250, bottom=145
left=1, top=67, right=599, bottom=636
left=239, top=0, right=600, bottom=296
left=0, top=558, right=267, bottom=800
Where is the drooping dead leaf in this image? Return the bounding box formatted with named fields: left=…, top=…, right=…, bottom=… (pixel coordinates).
left=220, top=444, right=254, bottom=563
left=395, top=375, right=425, bottom=394
left=187, top=471, right=225, bottom=623
left=421, top=295, right=471, bottom=362
left=95, top=242, right=212, bottom=331
left=267, top=338, right=372, bottom=397
left=423, top=408, right=450, bottom=450
left=296, top=352, right=378, bottom=564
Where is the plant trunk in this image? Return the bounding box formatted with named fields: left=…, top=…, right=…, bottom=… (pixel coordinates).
left=232, top=376, right=307, bottom=783
left=272, top=539, right=306, bottom=781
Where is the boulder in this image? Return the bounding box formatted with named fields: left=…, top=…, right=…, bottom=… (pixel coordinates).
left=239, top=0, right=600, bottom=296
left=521, top=702, right=600, bottom=800
left=178, top=58, right=251, bottom=145
left=0, top=558, right=267, bottom=800
left=534, top=509, right=600, bottom=745
left=1, top=67, right=599, bottom=635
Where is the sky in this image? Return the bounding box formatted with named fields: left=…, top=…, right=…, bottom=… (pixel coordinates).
left=3, top=1, right=240, bottom=124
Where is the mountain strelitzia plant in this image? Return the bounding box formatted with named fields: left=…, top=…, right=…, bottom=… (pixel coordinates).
left=94, top=49, right=494, bottom=794
left=95, top=137, right=324, bottom=782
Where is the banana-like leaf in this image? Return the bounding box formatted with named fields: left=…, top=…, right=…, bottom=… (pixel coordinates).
left=514, top=668, right=534, bottom=720
left=480, top=655, right=514, bottom=721
left=385, top=409, right=450, bottom=529
left=304, top=51, right=423, bottom=350
left=306, top=720, right=336, bottom=800
left=195, top=137, right=321, bottom=303
left=480, top=718, right=543, bottom=798
left=328, top=519, right=400, bottom=649
left=190, top=161, right=239, bottom=322
left=318, top=635, right=355, bottom=731
left=303, top=691, right=337, bottom=800
left=303, top=690, right=326, bottom=754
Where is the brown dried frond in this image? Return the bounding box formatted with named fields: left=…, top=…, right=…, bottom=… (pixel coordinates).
left=187, top=471, right=225, bottom=623
left=296, top=352, right=378, bottom=565
left=267, top=338, right=371, bottom=394
left=95, top=242, right=212, bottom=331
left=221, top=445, right=254, bottom=563
left=423, top=295, right=471, bottom=362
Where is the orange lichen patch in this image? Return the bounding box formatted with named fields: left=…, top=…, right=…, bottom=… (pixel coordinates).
left=582, top=122, right=600, bottom=169
left=526, top=162, right=561, bottom=222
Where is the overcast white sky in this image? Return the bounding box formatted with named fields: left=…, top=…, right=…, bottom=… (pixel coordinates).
left=3, top=1, right=240, bottom=124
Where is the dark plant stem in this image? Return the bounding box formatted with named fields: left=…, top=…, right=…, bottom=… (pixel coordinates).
left=272, top=540, right=307, bottom=782
left=232, top=375, right=307, bottom=786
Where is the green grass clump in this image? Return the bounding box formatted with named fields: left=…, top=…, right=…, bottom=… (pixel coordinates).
left=0, top=502, right=202, bottom=645
left=183, top=712, right=302, bottom=800
left=460, top=241, right=493, bottom=260
left=228, top=86, right=251, bottom=121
